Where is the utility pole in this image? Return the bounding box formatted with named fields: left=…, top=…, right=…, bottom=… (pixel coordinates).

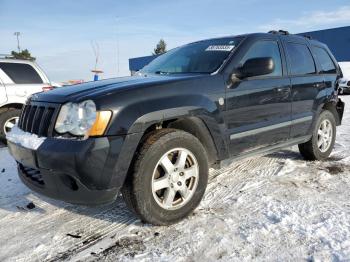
left=14, top=32, right=21, bottom=52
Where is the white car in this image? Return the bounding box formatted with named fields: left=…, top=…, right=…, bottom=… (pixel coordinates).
left=339, top=62, right=350, bottom=95
left=339, top=78, right=350, bottom=94
left=0, top=57, right=55, bottom=141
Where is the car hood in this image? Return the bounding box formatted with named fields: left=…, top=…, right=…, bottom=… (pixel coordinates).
left=30, top=74, right=206, bottom=104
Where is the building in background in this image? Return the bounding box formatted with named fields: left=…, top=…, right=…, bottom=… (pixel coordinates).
left=128, top=26, right=350, bottom=75
left=129, top=55, right=159, bottom=75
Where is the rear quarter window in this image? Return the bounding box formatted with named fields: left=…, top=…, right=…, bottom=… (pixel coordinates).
left=0, top=62, right=43, bottom=84
left=285, top=42, right=316, bottom=75
left=312, top=46, right=337, bottom=74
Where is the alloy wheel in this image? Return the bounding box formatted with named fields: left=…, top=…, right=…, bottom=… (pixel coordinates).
left=151, top=148, right=199, bottom=210
left=317, top=119, right=333, bottom=153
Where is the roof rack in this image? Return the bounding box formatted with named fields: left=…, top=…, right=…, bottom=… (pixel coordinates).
left=303, top=35, right=313, bottom=40
left=0, top=54, right=14, bottom=59
left=268, top=30, right=290, bottom=35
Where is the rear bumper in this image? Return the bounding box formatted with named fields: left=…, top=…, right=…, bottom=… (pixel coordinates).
left=7, top=135, right=128, bottom=205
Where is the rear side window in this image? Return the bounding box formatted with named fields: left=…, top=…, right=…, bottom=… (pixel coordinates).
left=285, top=43, right=316, bottom=75
left=240, top=40, right=283, bottom=77
left=312, top=46, right=337, bottom=74
left=0, top=62, right=43, bottom=84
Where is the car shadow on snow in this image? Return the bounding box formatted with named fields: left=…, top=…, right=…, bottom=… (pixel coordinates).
left=266, top=149, right=304, bottom=160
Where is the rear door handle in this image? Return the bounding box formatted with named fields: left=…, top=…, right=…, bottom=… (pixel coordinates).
left=314, top=81, right=326, bottom=88
left=274, top=87, right=290, bottom=93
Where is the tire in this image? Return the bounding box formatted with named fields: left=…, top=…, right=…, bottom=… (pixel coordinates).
left=0, top=108, right=21, bottom=143
left=298, top=110, right=336, bottom=161
left=121, top=128, right=208, bottom=225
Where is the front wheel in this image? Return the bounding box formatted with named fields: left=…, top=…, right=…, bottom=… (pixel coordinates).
left=121, top=129, right=208, bottom=225
left=298, top=110, right=336, bottom=161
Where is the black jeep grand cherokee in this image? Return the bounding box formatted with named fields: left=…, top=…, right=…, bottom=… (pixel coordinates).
left=7, top=31, right=345, bottom=225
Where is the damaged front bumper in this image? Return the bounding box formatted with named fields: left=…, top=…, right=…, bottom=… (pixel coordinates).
left=7, top=128, right=128, bottom=205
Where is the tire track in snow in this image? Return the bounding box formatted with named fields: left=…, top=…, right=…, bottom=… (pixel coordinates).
left=2, top=96, right=350, bottom=261
left=46, top=152, right=286, bottom=261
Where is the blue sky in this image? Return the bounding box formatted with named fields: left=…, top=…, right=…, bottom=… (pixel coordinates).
left=0, top=0, right=349, bottom=82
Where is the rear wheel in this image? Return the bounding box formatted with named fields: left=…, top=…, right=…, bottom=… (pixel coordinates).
left=121, top=129, right=208, bottom=225
left=0, top=108, right=21, bottom=142
left=298, top=110, right=336, bottom=161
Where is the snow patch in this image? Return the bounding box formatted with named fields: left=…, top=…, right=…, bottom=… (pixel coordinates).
left=0, top=96, right=350, bottom=261
left=6, top=125, right=46, bottom=150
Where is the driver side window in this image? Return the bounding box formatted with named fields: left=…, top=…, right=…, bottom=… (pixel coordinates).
left=241, top=40, right=283, bottom=77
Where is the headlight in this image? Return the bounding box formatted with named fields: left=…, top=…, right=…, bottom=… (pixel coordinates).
left=55, top=100, right=97, bottom=136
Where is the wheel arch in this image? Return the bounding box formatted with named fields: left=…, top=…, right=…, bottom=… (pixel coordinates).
left=321, top=100, right=344, bottom=126
left=141, top=117, right=221, bottom=167
left=0, top=103, right=24, bottom=113
left=113, top=112, right=227, bottom=192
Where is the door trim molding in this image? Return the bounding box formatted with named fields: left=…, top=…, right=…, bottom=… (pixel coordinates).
left=230, top=116, right=312, bottom=140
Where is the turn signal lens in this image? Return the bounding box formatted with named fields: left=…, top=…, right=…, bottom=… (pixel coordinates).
left=88, top=111, right=112, bottom=136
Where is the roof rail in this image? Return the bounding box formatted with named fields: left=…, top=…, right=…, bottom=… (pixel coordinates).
left=268, top=30, right=290, bottom=35
left=0, top=54, right=14, bottom=59
left=303, top=35, right=312, bottom=40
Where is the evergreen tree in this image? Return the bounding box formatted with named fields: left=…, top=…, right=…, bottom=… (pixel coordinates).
left=10, top=49, right=36, bottom=61
left=153, top=39, right=167, bottom=55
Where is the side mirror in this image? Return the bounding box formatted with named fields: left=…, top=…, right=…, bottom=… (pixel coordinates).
left=347, top=81, right=350, bottom=87
left=236, top=57, right=275, bottom=79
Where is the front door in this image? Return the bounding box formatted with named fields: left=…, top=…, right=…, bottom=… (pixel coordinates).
left=224, top=39, right=292, bottom=156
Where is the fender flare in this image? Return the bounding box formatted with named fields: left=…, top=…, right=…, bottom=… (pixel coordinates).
left=109, top=106, right=228, bottom=190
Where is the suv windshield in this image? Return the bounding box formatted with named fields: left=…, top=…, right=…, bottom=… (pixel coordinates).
left=140, top=37, right=241, bottom=75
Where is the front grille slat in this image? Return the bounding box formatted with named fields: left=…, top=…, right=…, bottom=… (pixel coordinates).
left=20, top=105, right=30, bottom=130
left=32, top=107, right=45, bottom=135
left=25, top=106, right=37, bottom=132
left=38, top=107, right=55, bottom=137
left=18, top=102, right=59, bottom=137
left=30, top=106, right=40, bottom=133
left=37, top=107, right=49, bottom=137
left=18, top=105, right=26, bottom=128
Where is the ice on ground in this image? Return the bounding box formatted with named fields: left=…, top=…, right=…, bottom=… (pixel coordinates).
left=0, top=96, right=349, bottom=262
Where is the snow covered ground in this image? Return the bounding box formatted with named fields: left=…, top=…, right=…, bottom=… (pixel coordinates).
left=0, top=96, right=349, bottom=262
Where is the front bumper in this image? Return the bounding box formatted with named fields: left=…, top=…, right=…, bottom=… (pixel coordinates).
left=7, top=135, right=128, bottom=205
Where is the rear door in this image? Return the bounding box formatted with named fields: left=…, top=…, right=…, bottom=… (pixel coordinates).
left=0, top=62, right=47, bottom=101
left=224, top=37, right=292, bottom=156
left=311, top=45, right=339, bottom=95
left=283, top=40, right=325, bottom=139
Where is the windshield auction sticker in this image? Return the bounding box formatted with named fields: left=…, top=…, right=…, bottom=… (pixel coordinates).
left=205, top=45, right=235, bottom=51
